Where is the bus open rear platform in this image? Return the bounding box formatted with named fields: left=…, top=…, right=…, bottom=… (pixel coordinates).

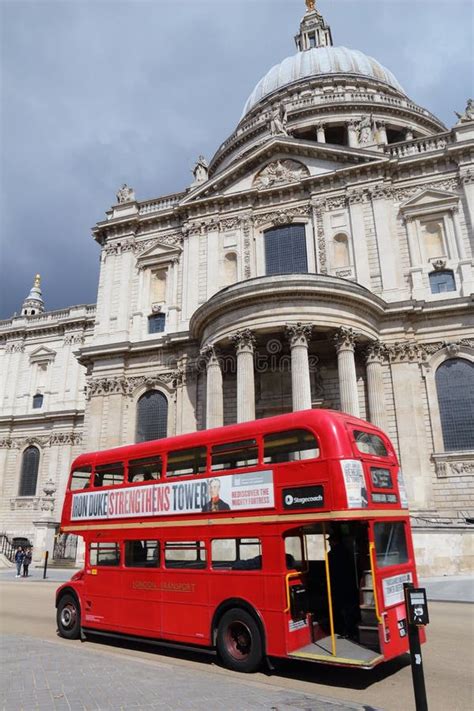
left=289, top=636, right=384, bottom=668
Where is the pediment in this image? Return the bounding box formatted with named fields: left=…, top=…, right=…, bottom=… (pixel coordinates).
left=400, top=189, right=459, bottom=209
left=180, top=137, right=385, bottom=204
left=29, top=346, right=56, bottom=363
left=135, top=235, right=182, bottom=269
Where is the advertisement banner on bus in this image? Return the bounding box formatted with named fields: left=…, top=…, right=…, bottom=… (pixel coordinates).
left=71, top=471, right=274, bottom=521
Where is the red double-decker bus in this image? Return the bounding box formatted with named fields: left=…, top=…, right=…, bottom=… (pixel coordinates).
left=56, top=409, right=420, bottom=671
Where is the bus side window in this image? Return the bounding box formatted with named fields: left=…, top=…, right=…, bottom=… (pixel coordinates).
left=69, top=466, right=92, bottom=490
left=125, top=540, right=160, bottom=567
left=353, top=430, right=388, bottom=457
left=211, top=439, right=258, bottom=471
left=284, top=536, right=304, bottom=570
left=89, top=542, right=120, bottom=566
left=264, top=429, right=319, bottom=464
left=166, top=447, right=207, bottom=477
left=94, top=463, right=124, bottom=487
left=128, top=457, right=162, bottom=483
left=164, top=541, right=207, bottom=569
left=211, top=538, right=262, bottom=570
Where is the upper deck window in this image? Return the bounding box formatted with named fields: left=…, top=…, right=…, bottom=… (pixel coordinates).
left=128, top=456, right=162, bottom=483
left=94, top=463, right=124, bottom=487
left=353, top=430, right=388, bottom=457
left=70, top=467, right=92, bottom=491
left=166, top=447, right=207, bottom=477
left=263, top=429, right=319, bottom=463
left=211, top=439, right=258, bottom=471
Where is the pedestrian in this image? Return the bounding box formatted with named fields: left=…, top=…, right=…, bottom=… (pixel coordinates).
left=23, top=547, right=32, bottom=577
left=14, top=547, right=24, bottom=577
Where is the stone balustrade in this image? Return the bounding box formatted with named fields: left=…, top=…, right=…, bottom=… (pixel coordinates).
left=386, top=133, right=453, bottom=158
left=139, top=194, right=183, bottom=215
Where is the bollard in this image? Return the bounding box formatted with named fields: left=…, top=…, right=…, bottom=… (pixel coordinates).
left=43, top=550, right=49, bottom=579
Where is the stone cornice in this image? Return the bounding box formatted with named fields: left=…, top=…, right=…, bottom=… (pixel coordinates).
left=0, top=306, right=95, bottom=343
left=0, top=409, right=84, bottom=428
left=0, top=431, right=83, bottom=449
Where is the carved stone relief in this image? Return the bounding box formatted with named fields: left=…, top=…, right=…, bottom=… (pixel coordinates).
left=253, top=160, right=309, bottom=190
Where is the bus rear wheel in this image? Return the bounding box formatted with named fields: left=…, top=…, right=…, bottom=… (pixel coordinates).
left=57, top=594, right=81, bottom=640
left=217, top=608, right=263, bottom=673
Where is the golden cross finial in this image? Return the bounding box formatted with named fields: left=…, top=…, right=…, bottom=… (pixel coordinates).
left=305, top=0, right=316, bottom=11
left=34, top=274, right=41, bottom=288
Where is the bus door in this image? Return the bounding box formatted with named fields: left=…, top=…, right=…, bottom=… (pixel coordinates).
left=369, top=519, right=414, bottom=661
left=118, top=538, right=162, bottom=638
left=83, top=538, right=123, bottom=629
left=160, top=540, right=210, bottom=644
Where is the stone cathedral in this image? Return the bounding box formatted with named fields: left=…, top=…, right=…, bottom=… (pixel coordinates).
left=1, top=2, right=473, bottom=574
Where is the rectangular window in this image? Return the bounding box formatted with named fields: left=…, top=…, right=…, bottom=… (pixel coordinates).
left=370, top=467, right=393, bottom=489
left=211, top=538, right=262, bottom=570
left=89, top=542, right=120, bottom=567
left=32, top=394, right=44, bottom=409
left=148, top=313, right=166, bottom=334
left=70, top=467, right=92, bottom=491
left=128, top=456, right=162, bottom=483
left=164, top=541, right=207, bottom=569
left=374, top=522, right=409, bottom=568
left=284, top=536, right=304, bottom=570
left=263, top=429, right=319, bottom=464
left=166, top=447, right=207, bottom=477
left=264, top=224, right=308, bottom=276
left=125, top=540, right=160, bottom=568
left=353, top=430, right=388, bottom=457
left=211, top=439, right=258, bottom=471
left=94, top=463, right=124, bottom=487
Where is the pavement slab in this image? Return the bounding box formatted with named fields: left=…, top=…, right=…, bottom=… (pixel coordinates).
left=0, top=634, right=382, bottom=711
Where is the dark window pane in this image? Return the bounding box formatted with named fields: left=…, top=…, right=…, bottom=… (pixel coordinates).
left=166, top=447, right=207, bottom=477
left=19, top=446, right=40, bottom=496
left=264, top=224, right=308, bottom=275
left=436, top=358, right=474, bottom=451
left=94, top=463, right=124, bottom=487
left=70, top=467, right=92, bottom=491
left=148, top=313, right=166, bottom=333
left=264, top=429, right=319, bottom=463
left=429, top=270, right=456, bottom=294
left=32, top=394, right=43, bottom=409
left=125, top=540, right=159, bottom=568
left=136, top=390, right=168, bottom=443
left=164, top=541, right=207, bottom=569
left=374, top=522, right=408, bottom=568
left=128, top=456, right=162, bottom=482
left=211, top=439, right=258, bottom=471
left=89, top=542, right=120, bottom=566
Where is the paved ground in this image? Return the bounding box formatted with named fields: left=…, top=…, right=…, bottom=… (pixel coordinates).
left=0, top=634, right=380, bottom=711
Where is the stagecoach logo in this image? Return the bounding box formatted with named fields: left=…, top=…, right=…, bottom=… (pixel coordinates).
left=282, top=485, right=324, bottom=510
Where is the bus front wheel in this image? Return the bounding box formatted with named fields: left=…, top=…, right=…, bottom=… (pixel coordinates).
left=57, top=594, right=81, bottom=640
left=217, top=608, right=263, bottom=673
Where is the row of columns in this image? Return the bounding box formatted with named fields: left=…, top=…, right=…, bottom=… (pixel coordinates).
left=202, top=325, right=388, bottom=430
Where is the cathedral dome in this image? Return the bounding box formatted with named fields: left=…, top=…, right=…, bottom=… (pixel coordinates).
left=242, top=46, right=404, bottom=117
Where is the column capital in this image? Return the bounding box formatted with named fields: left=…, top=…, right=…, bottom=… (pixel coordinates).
left=200, top=344, right=220, bottom=367
left=365, top=340, right=388, bottom=364
left=387, top=340, right=422, bottom=364
left=231, top=328, right=256, bottom=354
left=286, top=322, right=313, bottom=348
left=334, top=327, right=357, bottom=353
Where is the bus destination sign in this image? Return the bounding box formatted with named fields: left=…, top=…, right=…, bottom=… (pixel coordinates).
left=71, top=471, right=274, bottom=521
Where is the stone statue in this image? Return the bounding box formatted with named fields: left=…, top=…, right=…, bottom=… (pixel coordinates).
left=269, top=104, right=289, bottom=137
left=192, top=155, right=209, bottom=185
left=305, top=0, right=316, bottom=11
left=116, top=184, right=135, bottom=204
left=455, top=99, right=474, bottom=124
left=357, top=114, right=375, bottom=144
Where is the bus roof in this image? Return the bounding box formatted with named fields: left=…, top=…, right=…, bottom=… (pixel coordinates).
left=71, top=409, right=391, bottom=470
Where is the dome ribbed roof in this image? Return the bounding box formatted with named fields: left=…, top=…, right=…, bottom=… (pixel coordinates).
left=242, top=46, right=404, bottom=117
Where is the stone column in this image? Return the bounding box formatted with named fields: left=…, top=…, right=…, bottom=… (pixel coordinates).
left=32, top=478, right=58, bottom=565
left=201, top=345, right=223, bottom=429
left=365, top=341, right=388, bottom=430
left=231, top=329, right=256, bottom=423
left=286, top=323, right=313, bottom=411
left=316, top=122, right=326, bottom=143
left=334, top=327, right=360, bottom=417
left=377, top=120, right=388, bottom=145
left=347, top=120, right=359, bottom=148
left=460, top=171, right=474, bottom=233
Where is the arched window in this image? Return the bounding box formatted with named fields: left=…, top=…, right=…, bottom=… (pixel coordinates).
left=264, top=224, right=307, bottom=275
left=136, top=390, right=168, bottom=443
left=429, top=270, right=456, bottom=294
left=18, top=446, right=40, bottom=496
left=32, top=393, right=43, bottom=409
left=223, top=252, right=237, bottom=286
left=333, top=233, right=350, bottom=268
left=435, top=358, right=474, bottom=451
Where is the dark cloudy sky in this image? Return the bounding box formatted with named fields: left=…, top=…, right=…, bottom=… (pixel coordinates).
left=1, top=0, right=472, bottom=320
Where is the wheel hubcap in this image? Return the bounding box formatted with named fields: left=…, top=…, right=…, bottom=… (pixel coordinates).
left=225, top=621, right=252, bottom=660
left=60, top=604, right=76, bottom=629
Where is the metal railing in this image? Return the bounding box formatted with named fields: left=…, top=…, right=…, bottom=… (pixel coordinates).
left=0, top=533, right=17, bottom=562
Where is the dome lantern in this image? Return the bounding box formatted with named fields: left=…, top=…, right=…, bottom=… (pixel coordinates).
left=295, top=0, right=333, bottom=51
left=21, top=274, right=45, bottom=317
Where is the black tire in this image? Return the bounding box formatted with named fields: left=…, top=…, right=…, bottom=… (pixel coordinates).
left=216, top=608, right=263, bottom=673
left=57, top=593, right=81, bottom=640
